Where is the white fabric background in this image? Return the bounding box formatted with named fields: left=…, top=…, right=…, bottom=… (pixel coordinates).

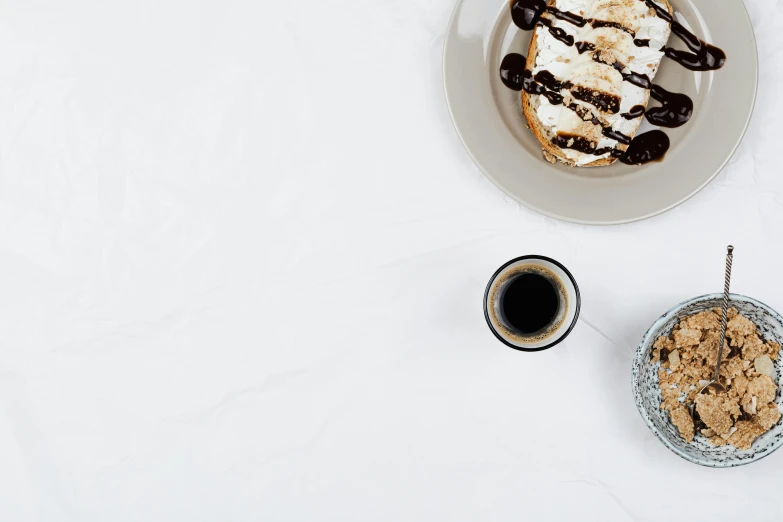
left=0, top=0, right=782, bottom=520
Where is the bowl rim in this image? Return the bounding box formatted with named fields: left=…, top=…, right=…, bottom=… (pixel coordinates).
left=632, top=293, right=783, bottom=468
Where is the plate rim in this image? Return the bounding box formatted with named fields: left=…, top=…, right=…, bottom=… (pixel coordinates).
left=442, top=0, right=759, bottom=226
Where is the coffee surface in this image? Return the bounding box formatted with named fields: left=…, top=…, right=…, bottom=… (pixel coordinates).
left=488, top=264, right=568, bottom=344
left=502, top=273, right=559, bottom=334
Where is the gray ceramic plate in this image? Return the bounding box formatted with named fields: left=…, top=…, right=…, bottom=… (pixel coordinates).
left=443, top=0, right=758, bottom=225
left=633, top=294, right=783, bottom=467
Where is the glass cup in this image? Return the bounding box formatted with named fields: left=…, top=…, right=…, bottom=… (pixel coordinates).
left=484, top=255, right=581, bottom=351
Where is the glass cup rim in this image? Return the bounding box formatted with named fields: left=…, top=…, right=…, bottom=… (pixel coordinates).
left=483, top=255, right=581, bottom=352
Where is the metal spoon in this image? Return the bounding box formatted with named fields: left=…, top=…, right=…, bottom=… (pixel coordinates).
left=699, top=245, right=735, bottom=396
left=689, top=246, right=734, bottom=423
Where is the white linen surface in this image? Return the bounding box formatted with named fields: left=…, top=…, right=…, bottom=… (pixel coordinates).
left=0, top=1, right=782, bottom=520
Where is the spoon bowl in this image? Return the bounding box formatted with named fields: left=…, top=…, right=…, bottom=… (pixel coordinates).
left=699, top=381, right=727, bottom=395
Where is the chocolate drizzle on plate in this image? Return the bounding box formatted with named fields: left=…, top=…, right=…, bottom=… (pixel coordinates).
left=641, top=0, right=727, bottom=71
left=510, top=0, right=548, bottom=31
left=647, top=84, right=694, bottom=128
left=499, top=53, right=528, bottom=91
left=500, top=0, right=727, bottom=165
left=664, top=26, right=726, bottom=71
left=617, top=130, right=670, bottom=164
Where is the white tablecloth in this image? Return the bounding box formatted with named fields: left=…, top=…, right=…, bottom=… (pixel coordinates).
left=1, top=0, right=782, bottom=520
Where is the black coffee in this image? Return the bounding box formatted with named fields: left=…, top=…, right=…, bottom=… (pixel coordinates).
left=501, top=273, right=559, bottom=334
left=488, top=264, right=567, bottom=343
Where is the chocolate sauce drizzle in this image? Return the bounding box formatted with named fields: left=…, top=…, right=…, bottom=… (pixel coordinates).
left=602, top=128, right=631, bottom=146
left=641, top=0, right=727, bottom=71
left=510, top=0, right=547, bottom=31
left=500, top=54, right=564, bottom=105
left=504, top=54, right=629, bottom=141
left=514, top=0, right=638, bottom=38
left=537, top=17, right=575, bottom=47
left=553, top=134, right=599, bottom=155
left=616, top=130, right=670, bottom=165
left=536, top=61, right=621, bottom=116
left=623, top=71, right=652, bottom=90
left=572, top=86, right=620, bottom=114
left=556, top=130, right=668, bottom=164
left=547, top=6, right=586, bottom=27
left=564, top=101, right=632, bottom=144
left=509, top=0, right=726, bottom=72
left=534, top=70, right=568, bottom=91
left=500, top=0, right=726, bottom=165
left=499, top=52, right=528, bottom=91
left=647, top=84, right=693, bottom=128
left=588, top=19, right=635, bottom=36
left=576, top=42, right=595, bottom=54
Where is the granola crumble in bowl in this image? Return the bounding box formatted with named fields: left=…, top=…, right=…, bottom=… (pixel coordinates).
left=633, top=294, right=783, bottom=467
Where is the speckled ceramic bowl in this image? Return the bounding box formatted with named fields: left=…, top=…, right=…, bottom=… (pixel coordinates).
left=633, top=294, right=783, bottom=467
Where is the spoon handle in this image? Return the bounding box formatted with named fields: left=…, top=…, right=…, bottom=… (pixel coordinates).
left=715, top=246, right=735, bottom=383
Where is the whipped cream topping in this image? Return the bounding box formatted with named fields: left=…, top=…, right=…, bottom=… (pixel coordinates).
left=531, top=0, right=670, bottom=165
